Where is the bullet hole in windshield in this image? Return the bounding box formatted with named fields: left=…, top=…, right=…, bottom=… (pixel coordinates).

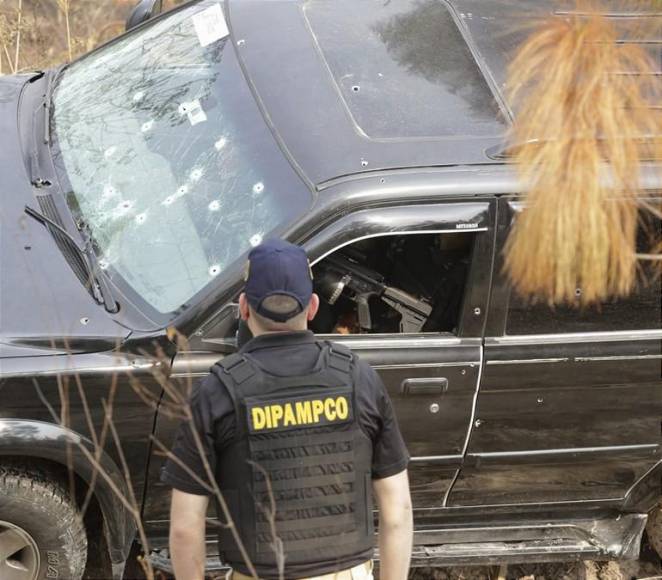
left=250, top=233, right=263, bottom=247
left=209, top=264, right=221, bottom=276
left=208, top=200, right=221, bottom=211
left=103, top=184, right=117, bottom=199
left=190, top=167, right=204, bottom=182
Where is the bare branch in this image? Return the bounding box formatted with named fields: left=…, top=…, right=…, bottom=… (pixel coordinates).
left=102, top=398, right=155, bottom=579
left=13, top=0, right=21, bottom=72
left=81, top=375, right=118, bottom=516
left=248, top=461, right=285, bottom=580
left=149, top=436, right=215, bottom=496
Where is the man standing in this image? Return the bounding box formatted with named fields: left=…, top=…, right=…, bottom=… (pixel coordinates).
left=161, top=239, right=412, bottom=580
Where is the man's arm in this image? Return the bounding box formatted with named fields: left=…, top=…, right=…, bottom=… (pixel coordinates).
left=170, top=489, right=210, bottom=580
left=373, top=469, right=413, bottom=580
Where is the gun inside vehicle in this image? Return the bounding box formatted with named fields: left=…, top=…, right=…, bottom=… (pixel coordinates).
left=316, top=252, right=432, bottom=333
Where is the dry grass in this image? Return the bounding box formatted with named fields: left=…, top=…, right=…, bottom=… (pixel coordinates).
left=0, top=0, right=185, bottom=74
left=503, top=1, right=661, bottom=305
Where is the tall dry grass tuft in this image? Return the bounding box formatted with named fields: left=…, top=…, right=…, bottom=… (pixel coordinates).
left=503, top=1, right=661, bottom=305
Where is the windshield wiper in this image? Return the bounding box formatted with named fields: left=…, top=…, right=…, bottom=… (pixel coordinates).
left=24, top=205, right=119, bottom=313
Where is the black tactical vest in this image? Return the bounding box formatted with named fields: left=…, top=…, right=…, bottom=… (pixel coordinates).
left=210, top=341, right=374, bottom=571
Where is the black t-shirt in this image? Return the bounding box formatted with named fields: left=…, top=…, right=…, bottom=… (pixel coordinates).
left=161, top=331, right=409, bottom=573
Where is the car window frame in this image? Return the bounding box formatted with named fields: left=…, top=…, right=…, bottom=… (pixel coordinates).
left=485, top=196, right=662, bottom=340
left=303, top=200, right=496, bottom=340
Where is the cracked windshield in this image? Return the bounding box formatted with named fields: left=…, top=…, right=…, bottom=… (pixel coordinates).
left=51, top=0, right=311, bottom=314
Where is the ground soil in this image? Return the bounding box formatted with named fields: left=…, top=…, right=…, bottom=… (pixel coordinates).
left=408, top=560, right=662, bottom=580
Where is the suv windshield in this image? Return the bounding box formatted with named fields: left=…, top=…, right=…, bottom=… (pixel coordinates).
left=50, top=0, right=311, bottom=315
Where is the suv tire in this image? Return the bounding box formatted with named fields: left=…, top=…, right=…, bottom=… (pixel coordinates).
left=0, top=465, right=87, bottom=580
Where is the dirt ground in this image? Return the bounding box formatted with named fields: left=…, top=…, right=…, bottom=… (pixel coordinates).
left=408, top=560, right=662, bottom=580
left=404, top=538, right=662, bottom=580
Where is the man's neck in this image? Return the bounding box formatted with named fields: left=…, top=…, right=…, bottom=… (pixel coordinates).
left=248, top=324, right=308, bottom=338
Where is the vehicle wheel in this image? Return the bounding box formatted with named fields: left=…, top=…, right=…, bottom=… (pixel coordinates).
left=647, top=500, right=662, bottom=558
left=0, top=465, right=87, bottom=580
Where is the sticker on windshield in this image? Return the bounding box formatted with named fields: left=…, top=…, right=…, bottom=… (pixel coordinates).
left=179, top=99, right=207, bottom=126
left=192, top=4, right=229, bottom=47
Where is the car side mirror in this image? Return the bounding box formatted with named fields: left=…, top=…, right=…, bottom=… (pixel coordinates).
left=126, top=0, right=163, bottom=31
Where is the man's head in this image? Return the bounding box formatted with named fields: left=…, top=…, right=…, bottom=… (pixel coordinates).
left=239, top=239, right=319, bottom=336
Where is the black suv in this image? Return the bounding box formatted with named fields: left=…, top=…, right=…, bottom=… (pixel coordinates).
left=1, top=1, right=660, bottom=578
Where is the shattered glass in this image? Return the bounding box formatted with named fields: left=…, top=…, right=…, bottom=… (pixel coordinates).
left=51, top=0, right=311, bottom=314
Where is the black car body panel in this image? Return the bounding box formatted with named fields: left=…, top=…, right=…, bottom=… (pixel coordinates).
left=0, top=74, right=131, bottom=356
left=229, top=0, right=507, bottom=187
left=0, top=0, right=660, bottom=576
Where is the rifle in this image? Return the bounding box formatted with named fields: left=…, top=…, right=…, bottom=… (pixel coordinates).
left=316, top=253, right=432, bottom=333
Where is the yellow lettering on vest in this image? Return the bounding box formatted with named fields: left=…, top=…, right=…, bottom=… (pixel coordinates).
left=336, top=396, right=349, bottom=420
left=312, top=400, right=324, bottom=422
left=252, top=407, right=266, bottom=431
left=271, top=404, right=284, bottom=427
left=264, top=406, right=273, bottom=429
left=283, top=404, right=296, bottom=426
left=324, top=397, right=336, bottom=421
left=296, top=401, right=312, bottom=424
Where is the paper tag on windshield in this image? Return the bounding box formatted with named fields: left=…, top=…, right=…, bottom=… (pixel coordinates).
left=179, top=99, right=207, bottom=125
left=192, top=4, right=229, bottom=47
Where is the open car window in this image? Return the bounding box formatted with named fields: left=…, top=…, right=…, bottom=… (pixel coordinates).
left=310, top=232, right=475, bottom=336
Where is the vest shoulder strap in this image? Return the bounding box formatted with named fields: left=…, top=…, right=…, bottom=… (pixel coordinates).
left=212, top=353, right=257, bottom=385
left=325, top=341, right=354, bottom=374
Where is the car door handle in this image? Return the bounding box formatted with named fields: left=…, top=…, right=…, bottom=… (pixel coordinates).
left=401, top=377, right=449, bottom=396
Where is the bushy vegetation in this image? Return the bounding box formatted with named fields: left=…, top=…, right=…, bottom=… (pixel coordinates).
left=0, top=0, right=184, bottom=73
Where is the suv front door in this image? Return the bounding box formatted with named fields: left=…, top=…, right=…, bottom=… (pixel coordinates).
left=305, top=200, right=495, bottom=526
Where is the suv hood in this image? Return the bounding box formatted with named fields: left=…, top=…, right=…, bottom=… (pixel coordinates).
left=0, top=73, right=130, bottom=357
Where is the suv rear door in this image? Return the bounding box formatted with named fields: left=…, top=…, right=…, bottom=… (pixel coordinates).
left=451, top=197, right=662, bottom=509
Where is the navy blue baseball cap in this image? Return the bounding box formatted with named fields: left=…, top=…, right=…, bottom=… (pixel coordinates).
left=244, top=239, right=313, bottom=322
